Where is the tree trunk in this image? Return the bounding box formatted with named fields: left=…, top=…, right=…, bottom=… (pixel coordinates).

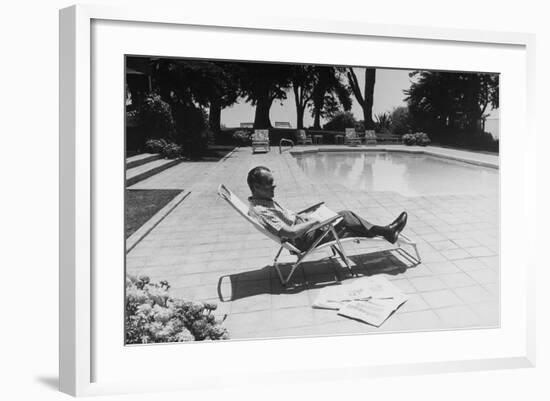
left=313, top=108, right=321, bottom=129
left=296, top=105, right=305, bottom=129
left=209, top=98, right=222, bottom=134
left=253, top=95, right=272, bottom=129
left=293, top=86, right=304, bottom=129
left=312, top=94, right=324, bottom=130
left=363, top=68, right=376, bottom=130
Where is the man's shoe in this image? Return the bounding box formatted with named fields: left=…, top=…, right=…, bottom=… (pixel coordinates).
left=384, top=212, right=408, bottom=244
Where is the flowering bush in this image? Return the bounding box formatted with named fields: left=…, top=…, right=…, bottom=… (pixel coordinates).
left=126, top=275, right=229, bottom=344
left=161, top=142, right=183, bottom=158
left=402, top=133, right=416, bottom=146
left=144, top=138, right=183, bottom=159
left=232, top=130, right=251, bottom=146
left=402, top=132, right=431, bottom=146
left=126, top=110, right=140, bottom=127
left=414, top=132, right=431, bottom=146
left=144, top=138, right=169, bottom=154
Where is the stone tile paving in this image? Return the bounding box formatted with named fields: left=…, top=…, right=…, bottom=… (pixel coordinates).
left=127, top=145, right=499, bottom=340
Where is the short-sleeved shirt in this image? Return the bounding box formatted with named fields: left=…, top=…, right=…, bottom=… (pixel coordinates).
left=248, top=196, right=304, bottom=237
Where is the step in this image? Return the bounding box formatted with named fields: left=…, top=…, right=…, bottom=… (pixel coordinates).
left=126, top=158, right=182, bottom=186
left=126, top=153, right=162, bottom=169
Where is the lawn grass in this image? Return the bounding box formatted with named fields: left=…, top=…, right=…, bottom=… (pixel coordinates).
left=125, top=189, right=183, bottom=238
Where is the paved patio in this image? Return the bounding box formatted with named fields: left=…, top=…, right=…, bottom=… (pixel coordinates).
left=127, top=145, right=499, bottom=340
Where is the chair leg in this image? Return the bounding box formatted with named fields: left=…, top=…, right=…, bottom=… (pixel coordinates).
left=275, top=229, right=335, bottom=286
left=272, top=246, right=286, bottom=285
left=329, top=227, right=354, bottom=275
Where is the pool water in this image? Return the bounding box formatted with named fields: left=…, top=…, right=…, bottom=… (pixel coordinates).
left=293, top=152, right=499, bottom=197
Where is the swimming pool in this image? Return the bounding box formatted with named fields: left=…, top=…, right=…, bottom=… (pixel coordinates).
left=293, top=151, right=499, bottom=197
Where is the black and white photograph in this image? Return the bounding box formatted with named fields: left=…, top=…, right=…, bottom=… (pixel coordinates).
left=5, top=0, right=549, bottom=399
left=124, top=56, right=500, bottom=343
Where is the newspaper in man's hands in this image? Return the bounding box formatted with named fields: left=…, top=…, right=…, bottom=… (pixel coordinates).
left=305, top=204, right=339, bottom=224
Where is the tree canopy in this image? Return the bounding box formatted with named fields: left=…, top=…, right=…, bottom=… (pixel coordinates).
left=235, top=63, right=294, bottom=129
left=404, top=70, right=499, bottom=133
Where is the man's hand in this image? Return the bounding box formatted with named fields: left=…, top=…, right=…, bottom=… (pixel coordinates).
left=304, top=214, right=321, bottom=224
left=278, top=217, right=323, bottom=239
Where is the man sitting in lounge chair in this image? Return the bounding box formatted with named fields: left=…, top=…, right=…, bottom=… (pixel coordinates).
left=247, top=166, right=408, bottom=251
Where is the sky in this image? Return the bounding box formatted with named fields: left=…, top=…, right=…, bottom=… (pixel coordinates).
left=220, top=68, right=415, bottom=128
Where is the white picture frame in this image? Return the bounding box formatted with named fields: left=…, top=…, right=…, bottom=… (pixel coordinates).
left=59, top=3, right=536, bottom=397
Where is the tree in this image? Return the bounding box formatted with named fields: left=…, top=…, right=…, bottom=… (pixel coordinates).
left=149, top=58, right=234, bottom=158
left=236, top=63, right=294, bottom=129
left=404, top=71, right=499, bottom=134
left=310, top=66, right=352, bottom=129
left=205, top=62, right=241, bottom=135
left=151, top=59, right=241, bottom=134
left=310, top=67, right=352, bottom=129
left=389, top=107, right=412, bottom=136
left=323, top=111, right=357, bottom=131
left=290, top=65, right=316, bottom=129
left=347, top=67, right=376, bottom=130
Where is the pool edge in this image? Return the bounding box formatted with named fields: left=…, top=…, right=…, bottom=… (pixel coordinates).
left=289, top=146, right=499, bottom=170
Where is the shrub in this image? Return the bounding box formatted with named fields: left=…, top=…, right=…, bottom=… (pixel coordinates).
left=390, top=107, right=412, bottom=136
left=323, top=111, right=357, bottom=131
left=232, top=130, right=251, bottom=146
left=402, top=132, right=431, bottom=146
left=374, top=112, right=392, bottom=133
left=434, top=130, right=498, bottom=152
left=414, top=132, right=431, bottom=146
left=161, top=142, right=183, bottom=158
left=126, top=275, right=229, bottom=344
left=145, top=138, right=169, bottom=154
left=402, top=133, right=416, bottom=146
left=140, top=92, right=177, bottom=139
left=145, top=138, right=183, bottom=159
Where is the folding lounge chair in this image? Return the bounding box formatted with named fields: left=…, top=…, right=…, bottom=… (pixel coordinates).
left=364, top=130, right=377, bottom=145
left=251, top=129, right=270, bottom=153
left=295, top=129, right=313, bottom=145
left=217, top=184, right=421, bottom=286
left=344, top=128, right=362, bottom=146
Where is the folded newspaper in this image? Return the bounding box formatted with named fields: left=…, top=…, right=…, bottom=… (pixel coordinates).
left=312, top=275, right=408, bottom=327
left=305, top=204, right=339, bottom=224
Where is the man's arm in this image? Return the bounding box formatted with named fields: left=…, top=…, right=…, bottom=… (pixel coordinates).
left=277, top=217, right=321, bottom=240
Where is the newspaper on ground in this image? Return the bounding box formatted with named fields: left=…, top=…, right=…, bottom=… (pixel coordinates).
left=312, top=275, right=409, bottom=327
left=337, top=294, right=409, bottom=327
left=312, top=275, right=405, bottom=309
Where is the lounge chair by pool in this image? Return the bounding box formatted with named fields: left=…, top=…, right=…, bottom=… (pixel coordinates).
left=217, top=184, right=421, bottom=286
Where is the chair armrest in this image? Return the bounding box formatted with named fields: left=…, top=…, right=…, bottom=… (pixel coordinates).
left=297, top=202, right=325, bottom=215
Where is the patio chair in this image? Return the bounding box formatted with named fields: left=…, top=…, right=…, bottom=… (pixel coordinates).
left=344, top=128, right=362, bottom=146
left=364, top=130, right=377, bottom=145
left=251, top=129, right=270, bottom=153
left=217, top=184, right=421, bottom=286
left=295, top=129, right=313, bottom=145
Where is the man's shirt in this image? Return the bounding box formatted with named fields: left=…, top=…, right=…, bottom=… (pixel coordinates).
left=248, top=196, right=303, bottom=237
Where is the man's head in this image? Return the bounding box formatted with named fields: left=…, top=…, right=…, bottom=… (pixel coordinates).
left=247, top=166, right=276, bottom=200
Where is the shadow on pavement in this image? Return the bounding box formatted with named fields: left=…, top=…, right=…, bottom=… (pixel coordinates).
left=217, top=249, right=412, bottom=302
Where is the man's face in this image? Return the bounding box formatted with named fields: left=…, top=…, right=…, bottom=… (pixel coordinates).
left=254, top=171, right=276, bottom=200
